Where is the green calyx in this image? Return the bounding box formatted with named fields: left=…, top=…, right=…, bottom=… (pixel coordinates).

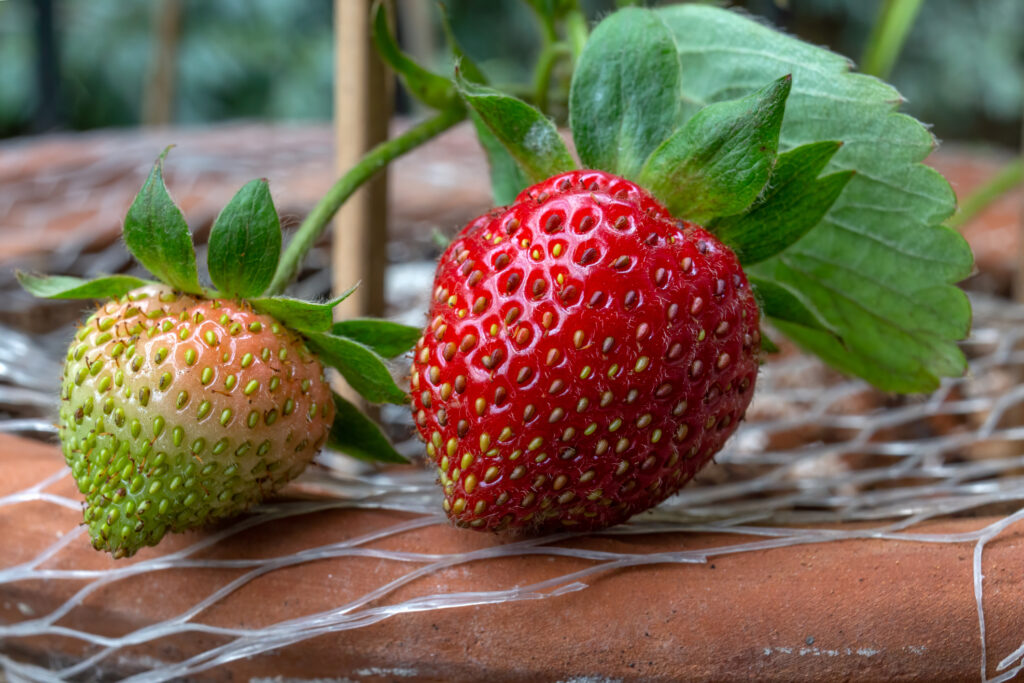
left=383, top=3, right=971, bottom=394
left=18, top=148, right=415, bottom=465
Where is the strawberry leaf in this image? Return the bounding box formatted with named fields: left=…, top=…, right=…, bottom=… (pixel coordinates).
left=471, top=110, right=532, bottom=205
left=647, top=4, right=973, bottom=392
left=16, top=273, right=155, bottom=300
left=331, top=319, right=422, bottom=359
left=455, top=70, right=576, bottom=185
left=569, top=7, right=681, bottom=180
left=328, top=393, right=409, bottom=464
left=638, top=75, right=791, bottom=224
left=749, top=276, right=839, bottom=338
left=436, top=6, right=526, bottom=204
left=251, top=284, right=357, bottom=334
left=208, top=179, right=282, bottom=298
left=123, top=148, right=203, bottom=295
left=371, top=1, right=457, bottom=111
left=307, top=332, right=408, bottom=405
left=713, top=142, right=854, bottom=265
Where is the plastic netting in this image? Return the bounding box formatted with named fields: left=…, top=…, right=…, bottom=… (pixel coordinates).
left=2, top=291, right=1024, bottom=682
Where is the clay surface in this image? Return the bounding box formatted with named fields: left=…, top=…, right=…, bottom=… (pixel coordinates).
left=2, top=434, right=1023, bottom=681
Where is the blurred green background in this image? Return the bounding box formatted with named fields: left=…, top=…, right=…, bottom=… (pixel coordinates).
left=0, top=0, right=1020, bottom=148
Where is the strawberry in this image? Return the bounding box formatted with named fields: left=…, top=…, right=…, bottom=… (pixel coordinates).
left=21, top=153, right=412, bottom=557
left=60, top=285, right=334, bottom=557
left=411, top=170, right=760, bottom=532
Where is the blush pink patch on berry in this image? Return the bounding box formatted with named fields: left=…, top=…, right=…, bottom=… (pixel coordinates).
left=412, top=170, right=760, bottom=534
left=60, top=285, right=334, bottom=557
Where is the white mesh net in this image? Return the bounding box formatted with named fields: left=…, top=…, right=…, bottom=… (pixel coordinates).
left=3, top=292, right=1024, bottom=682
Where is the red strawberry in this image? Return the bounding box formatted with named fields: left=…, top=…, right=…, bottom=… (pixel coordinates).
left=411, top=170, right=760, bottom=532
left=60, top=285, right=334, bottom=557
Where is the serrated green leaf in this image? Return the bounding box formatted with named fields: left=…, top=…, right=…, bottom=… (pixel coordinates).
left=714, top=142, right=854, bottom=265
left=331, top=318, right=422, bottom=359
left=652, top=4, right=973, bottom=392
left=16, top=273, right=155, bottom=300
left=208, top=179, right=282, bottom=298
left=251, top=284, right=357, bottom=334
left=470, top=110, right=532, bottom=205
left=328, top=393, right=409, bottom=464
left=123, top=148, right=202, bottom=294
left=437, top=4, right=524, bottom=203
left=455, top=70, right=576, bottom=184
left=638, top=74, right=791, bottom=224
left=749, top=276, right=838, bottom=337
left=307, top=332, right=408, bottom=405
left=438, top=4, right=487, bottom=86
left=371, top=1, right=457, bottom=110
left=569, top=7, right=681, bottom=180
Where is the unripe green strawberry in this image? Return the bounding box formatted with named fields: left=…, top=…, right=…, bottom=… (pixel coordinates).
left=59, top=285, right=333, bottom=557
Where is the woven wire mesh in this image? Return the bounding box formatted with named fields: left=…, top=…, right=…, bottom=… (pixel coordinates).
left=2, top=128, right=1023, bottom=681
left=1, top=289, right=1024, bottom=682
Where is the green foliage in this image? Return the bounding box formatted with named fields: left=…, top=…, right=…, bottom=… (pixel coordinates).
left=713, top=142, right=853, bottom=266
left=469, top=110, right=532, bottom=205
left=747, top=276, right=837, bottom=338
left=208, top=179, right=282, bottom=298
left=455, top=71, right=575, bottom=185
left=122, top=148, right=203, bottom=295
left=569, top=8, right=681, bottom=180
left=331, top=319, right=422, bottom=359
left=646, top=4, right=971, bottom=392
left=251, top=285, right=357, bottom=334
left=638, top=75, right=791, bottom=224
left=436, top=4, right=528, bottom=205
left=306, top=333, right=408, bottom=405
left=370, top=1, right=457, bottom=111
left=15, top=273, right=154, bottom=300
left=328, top=394, right=409, bottom=464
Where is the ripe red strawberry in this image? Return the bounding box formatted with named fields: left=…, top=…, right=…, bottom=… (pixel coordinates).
left=411, top=170, right=761, bottom=532
left=60, top=285, right=334, bottom=557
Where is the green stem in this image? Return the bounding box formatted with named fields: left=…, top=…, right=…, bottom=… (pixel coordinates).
left=267, top=107, right=465, bottom=295
left=564, top=7, right=589, bottom=62
left=859, top=0, right=923, bottom=79
left=532, top=43, right=570, bottom=114
left=947, top=159, right=1024, bottom=230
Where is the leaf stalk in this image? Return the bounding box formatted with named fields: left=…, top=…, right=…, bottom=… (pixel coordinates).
left=267, top=106, right=465, bottom=295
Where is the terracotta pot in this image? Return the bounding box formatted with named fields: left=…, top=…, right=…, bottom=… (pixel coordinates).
left=2, top=434, right=1023, bottom=682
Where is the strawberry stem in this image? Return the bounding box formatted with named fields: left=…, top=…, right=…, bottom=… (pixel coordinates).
left=859, top=0, right=923, bottom=79
left=946, top=158, right=1023, bottom=231
left=267, top=107, right=466, bottom=295
left=532, top=42, right=570, bottom=114
left=565, top=7, right=589, bottom=61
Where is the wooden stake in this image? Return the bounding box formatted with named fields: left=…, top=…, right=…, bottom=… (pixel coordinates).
left=332, top=0, right=392, bottom=320
left=142, top=0, right=182, bottom=127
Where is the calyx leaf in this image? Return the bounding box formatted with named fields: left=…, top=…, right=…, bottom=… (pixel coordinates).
left=436, top=6, right=526, bottom=204
left=748, top=276, right=839, bottom=338
left=471, top=110, right=532, bottom=205
left=638, top=74, right=791, bottom=224
left=16, top=273, right=155, bottom=300
left=642, top=3, right=973, bottom=391
left=455, top=70, right=576, bottom=185
left=208, top=179, right=282, bottom=298
left=371, top=1, right=457, bottom=111
left=328, top=393, right=409, bottom=464
left=251, top=284, right=357, bottom=334
left=123, top=148, right=203, bottom=295
left=713, top=141, right=854, bottom=265
left=570, top=7, right=681, bottom=180
left=331, top=318, right=422, bottom=359
left=306, top=332, right=408, bottom=405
